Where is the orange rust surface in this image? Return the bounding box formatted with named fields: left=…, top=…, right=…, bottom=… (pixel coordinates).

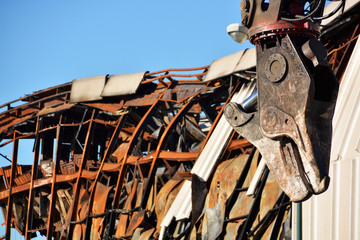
left=0, top=64, right=290, bottom=239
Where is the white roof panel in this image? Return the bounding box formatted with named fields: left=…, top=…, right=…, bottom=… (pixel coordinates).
left=70, top=75, right=107, bottom=103
left=203, top=48, right=256, bottom=82
left=101, top=72, right=146, bottom=97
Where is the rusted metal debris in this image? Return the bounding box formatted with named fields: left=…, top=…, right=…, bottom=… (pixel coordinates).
left=0, top=64, right=290, bottom=239
left=0, top=10, right=358, bottom=239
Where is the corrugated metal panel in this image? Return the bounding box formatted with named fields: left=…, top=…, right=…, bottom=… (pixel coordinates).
left=101, top=72, right=146, bottom=97
left=159, top=180, right=192, bottom=240
left=203, top=48, right=256, bottom=82
left=70, top=75, right=107, bottom=103
left=302, top=37, right=360, bottom=240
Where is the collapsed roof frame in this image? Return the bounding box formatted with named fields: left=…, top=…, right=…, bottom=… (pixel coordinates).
left=1, top=63, right=286, bottom=240
left=0, top=1, right=359, bottom=238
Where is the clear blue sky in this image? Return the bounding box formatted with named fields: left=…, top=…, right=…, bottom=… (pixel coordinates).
left=0, top=0, right=252, bottom=238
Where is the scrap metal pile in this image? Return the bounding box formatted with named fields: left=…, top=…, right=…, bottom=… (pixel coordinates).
left=0, top=61, right=292, bottom=239
left=0, top=0, right=359, bottom=239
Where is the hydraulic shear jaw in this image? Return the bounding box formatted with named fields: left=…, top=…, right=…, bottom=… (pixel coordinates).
left=225, top=34, right=338, bottom=202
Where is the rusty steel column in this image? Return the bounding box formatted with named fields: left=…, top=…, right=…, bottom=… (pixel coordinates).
left=66, top=109, right=96, bottom=239
left=47, top=116, right=63, bottom=239
left=106, top=99, right=165, bottom=240
left=5, top=132, right=18, bottom=240
left=84, top=114, right=127, bottom=240
left=25, top=116, right=41, bottom=240
left=140, top=99, right=196, bottom=209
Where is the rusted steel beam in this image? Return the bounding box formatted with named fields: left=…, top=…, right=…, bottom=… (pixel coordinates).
left=175, top=79, right=203, bottom=83
left=0, top=117, right=117, bottom=145
left=0, top=82, right=71, bottom=111
left=238, top=168, right=269, bottom=239
left=107, top=80, right=196, bottom=237
left=0, top=169, right=98, bottom=198
left=141, top=72, right=206, bottom=85
left=118, top=84, right=210, bottom=108
left=46, top=117, right=63, bottom=239
left=144, top=65, right=209, bottom=76
left=83, top=102, right=125, bottom=115
left=126, top=151, right=200, bottom=164
left=158, top=72, right=170, bottom=88
left=0, top=151, right=201, bottom=201
left=334, top=24, right=360, bottom=80
left=140, top=99, right=196, bottom=209
left=115, top=179, right=140, bottom=237
left=0, top=115, right=36, bottom=138
left=84, top=114, right=127, bottom=240
left=226, top=147, right=257, bottom=211
left=227, top=138, right=252, bottom=151
left=0, top=64, right=285, bottom=239
left=113, top=92, right=206, bottom=237
left=0, top=91, right=70, bottom=117
left=25, top=116, right=41, bottom=240
left=66, top=109, right=96, bottom=239
left=5, top=132, right=19, bottom=240
left=107, top=98, right=165, bottom=239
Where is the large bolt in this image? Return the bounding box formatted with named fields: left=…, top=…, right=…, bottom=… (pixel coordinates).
left=263, top=110, right=277, bottom=127
left=224, top=103, right=235, bottom=119
left=224, top=103, right=253, bottom=127
left=265, top=54, right=287, bottom=83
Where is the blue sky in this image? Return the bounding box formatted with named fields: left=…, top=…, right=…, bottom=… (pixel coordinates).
left=0, top=0, right=251, bottom=238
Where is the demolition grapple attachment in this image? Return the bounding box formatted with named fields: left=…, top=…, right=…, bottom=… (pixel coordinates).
left=225, top=0, right=339, bottom=202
